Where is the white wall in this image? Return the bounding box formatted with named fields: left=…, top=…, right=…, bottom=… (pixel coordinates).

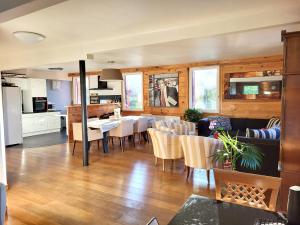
left=0, top=79, right=7, bottom=185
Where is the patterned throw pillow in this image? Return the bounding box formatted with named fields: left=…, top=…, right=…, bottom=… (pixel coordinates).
left=246, top=127, right=280, bottom=139
left=208, top=116, right=232, bottom=131
left=266, top=117, right=281, bottom=129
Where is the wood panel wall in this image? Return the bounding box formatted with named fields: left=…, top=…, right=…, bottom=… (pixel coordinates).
left=220, top=57, right=283, bottom=118
left=69, top=55, right=283, bottom=119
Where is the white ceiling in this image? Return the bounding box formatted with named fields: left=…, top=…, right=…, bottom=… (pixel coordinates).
left=1, top=0, right=300, bottom=71
left=33, top=22, right=300, bottom=73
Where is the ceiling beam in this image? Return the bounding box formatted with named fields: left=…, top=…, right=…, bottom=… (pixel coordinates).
left=0, top=0, right=66, bottom=23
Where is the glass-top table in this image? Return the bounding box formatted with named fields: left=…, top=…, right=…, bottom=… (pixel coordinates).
left=168, top=195, right=285, bottom=225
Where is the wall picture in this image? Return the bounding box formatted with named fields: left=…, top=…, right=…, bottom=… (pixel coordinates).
left=149, top=73, right=179, bottom=107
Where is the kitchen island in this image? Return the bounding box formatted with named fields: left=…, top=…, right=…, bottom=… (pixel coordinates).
left=67, top=103, right=119, bottom=142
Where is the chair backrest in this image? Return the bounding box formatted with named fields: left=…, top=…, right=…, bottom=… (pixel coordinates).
left=181, top=120, right=196, bottom=134
left=173, top=123, right=189, bottom=135
left=135, top=117, right=149, bottom=133
left=73, top=123, right=83, bottom=141
left=146, top=217, right=159, bottom=225
left=154, top=129, right=183, bottom=159
left=109, top=119, right=134, bottom=137
left=213, top=168, right=282, bottom=212
left=180, top=135, right=222, bottom=169
left=154, top=120, right=165, bottom=129
left=73, top=122, right=102, bottom=141
left=148, top=128, right=160, bottom=156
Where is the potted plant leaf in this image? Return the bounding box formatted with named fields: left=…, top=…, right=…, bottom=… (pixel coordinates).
left=183, top=109, right=203, bottom=123
left=212, top=131, right=264, bottom=171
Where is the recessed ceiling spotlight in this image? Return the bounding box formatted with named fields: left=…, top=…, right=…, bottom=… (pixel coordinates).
left=48, top=67, right=64, bottom=71
left=13, top=31, right=46, bottom=44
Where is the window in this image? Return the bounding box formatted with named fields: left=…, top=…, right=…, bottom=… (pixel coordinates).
left=72, top=77, right=89, bottom=104
left=189, top=66, right=219, bottom=113
left=123, top=72, right=143, bottom=111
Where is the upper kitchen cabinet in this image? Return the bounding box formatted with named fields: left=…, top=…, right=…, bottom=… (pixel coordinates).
left=22, top=78, right=47, bottom=112
left=5, top=77, right=28, bottom=90
left=29, top=79, right=47, bottom=97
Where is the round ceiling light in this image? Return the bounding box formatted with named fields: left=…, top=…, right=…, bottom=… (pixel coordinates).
left=13, top=31, right=46, bottom=44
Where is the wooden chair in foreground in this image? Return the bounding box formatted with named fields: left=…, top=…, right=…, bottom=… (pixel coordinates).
left=146, top=217, right=159, bottom=225
left=180, top=135, right=222, bottom=183
left=72, top=123, right=103, bottom=155
left=213, top=169, right=282, bottom=211
left=148, top=128, right=183, bottom=171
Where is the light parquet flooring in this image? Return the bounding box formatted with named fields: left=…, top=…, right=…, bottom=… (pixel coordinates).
left=6, top=139, right=215, bottom=225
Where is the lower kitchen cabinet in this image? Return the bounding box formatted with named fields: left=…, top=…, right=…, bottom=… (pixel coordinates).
left=22, top=112, right=61, bottom=137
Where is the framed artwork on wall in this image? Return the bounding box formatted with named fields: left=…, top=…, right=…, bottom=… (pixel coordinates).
left=148, top=73, right=179, bottom=107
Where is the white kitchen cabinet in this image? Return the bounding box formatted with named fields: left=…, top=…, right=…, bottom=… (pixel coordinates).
left=22, top=112, right=61, bottom=137
left=30, top=79, right=47, bottom=97
left=89, top=76, right=98, bottom=89
left=5, top=78, right=28, bottom=90
left=22, top=78, right=47, bottom=112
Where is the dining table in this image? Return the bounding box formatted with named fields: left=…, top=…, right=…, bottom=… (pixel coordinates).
left=167, top=195, right=286, bottom=225
left=87, top=116, right=155, bottom=153
left=87, top=119, right=120, bottom=153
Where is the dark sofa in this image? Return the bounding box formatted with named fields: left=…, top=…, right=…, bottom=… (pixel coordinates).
left=198, top=117, right=280, bottom=177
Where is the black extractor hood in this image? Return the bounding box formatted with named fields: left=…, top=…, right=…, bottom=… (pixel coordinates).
left=89, top=76, right=113, bottom=90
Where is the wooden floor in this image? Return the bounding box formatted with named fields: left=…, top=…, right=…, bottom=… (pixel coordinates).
left=6, top=138, right=215, bottom=225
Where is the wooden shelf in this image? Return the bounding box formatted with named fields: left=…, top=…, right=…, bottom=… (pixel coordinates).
left=229, top=75, right=282, bottom=83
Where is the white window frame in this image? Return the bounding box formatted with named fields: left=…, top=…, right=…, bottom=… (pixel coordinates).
left=122, top=72, right=144, bottom=111
left=189, top=65, right=220, bottom=113
left=72, top=76, right=89, bottom=104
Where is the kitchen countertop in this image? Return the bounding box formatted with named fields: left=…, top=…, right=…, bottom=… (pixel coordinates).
left=67, top=103, right=119, bottom=108
left=22, top=110, right=62, bottom=114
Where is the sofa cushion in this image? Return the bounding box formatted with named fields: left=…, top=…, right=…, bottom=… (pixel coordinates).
left=208, top=116, right=232, bottom=130
left=226, top=130, right=247, bottom=137
left=247, top=127, right=280, bottom=140
left=230, top=118, right=269, bottom=132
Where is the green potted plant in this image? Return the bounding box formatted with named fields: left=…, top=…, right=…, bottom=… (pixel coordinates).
left=183, top=108, right=203, bottom=123
left=212, top=131, right=264, bottom=170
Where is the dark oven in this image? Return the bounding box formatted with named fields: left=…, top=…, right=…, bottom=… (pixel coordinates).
left=32, top=97, right=47, bottom=113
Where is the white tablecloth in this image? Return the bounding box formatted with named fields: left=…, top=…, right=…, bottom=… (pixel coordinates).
left=87, top=116, right=155, bottom=133
left=87, top=119, right=120, bottom=133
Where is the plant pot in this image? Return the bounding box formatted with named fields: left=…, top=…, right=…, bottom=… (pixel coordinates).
left=223, top=160, right=233, bottom=170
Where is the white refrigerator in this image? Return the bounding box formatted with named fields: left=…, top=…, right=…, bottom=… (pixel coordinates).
left=2, top=86, right=23, bottom=146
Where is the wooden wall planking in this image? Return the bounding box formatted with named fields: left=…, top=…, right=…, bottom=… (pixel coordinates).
left=220, top=57, right=283, bottom=118
left=69, top=55, right=283, bottom=119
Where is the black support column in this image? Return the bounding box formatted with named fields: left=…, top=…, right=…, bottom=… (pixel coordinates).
left=79, top=60, right=89, bottom=166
